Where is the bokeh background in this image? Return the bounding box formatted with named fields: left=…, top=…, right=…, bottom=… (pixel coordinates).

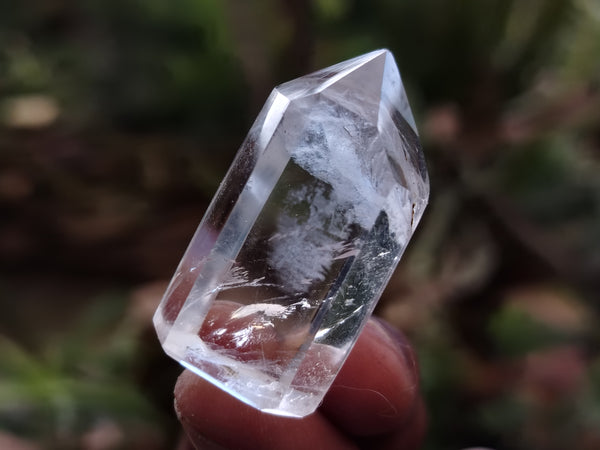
left=1, top=0, right=599, bottom=449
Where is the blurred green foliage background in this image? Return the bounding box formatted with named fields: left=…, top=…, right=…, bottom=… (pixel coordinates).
left=1, top=0, right=599, bottom=448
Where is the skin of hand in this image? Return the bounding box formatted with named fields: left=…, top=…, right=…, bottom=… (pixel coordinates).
left=173, top=317, right=426, bottom=450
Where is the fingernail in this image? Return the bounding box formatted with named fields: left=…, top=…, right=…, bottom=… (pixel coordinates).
left=371, top=316, right=419, bottom=383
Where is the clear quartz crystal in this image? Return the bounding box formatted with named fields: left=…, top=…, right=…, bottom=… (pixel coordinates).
left=153, top=49, right=429, bottom=418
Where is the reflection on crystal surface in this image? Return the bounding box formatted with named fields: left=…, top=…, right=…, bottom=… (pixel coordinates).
left=153, top=49, right=429, bottom=417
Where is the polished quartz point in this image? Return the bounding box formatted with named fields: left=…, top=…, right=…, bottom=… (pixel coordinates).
left=153, top=49, right=429, bottom=417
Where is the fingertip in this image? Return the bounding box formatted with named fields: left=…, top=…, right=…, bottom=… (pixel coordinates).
left=174, top=369, right=355, bottom=450
left=174, top=371, right=220, bottom=449
left=320, top=318, right=421, bottom=437
left=380, top=398, right=428, bottom=450
left=173, top=318, right=424, bottom=448
left=173, top=369, right=193, bottom=413
left=371, top=316, right=419, bottom=380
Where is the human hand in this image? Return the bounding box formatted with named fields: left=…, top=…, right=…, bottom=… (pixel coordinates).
left=174, top=317, right=426, bottom=450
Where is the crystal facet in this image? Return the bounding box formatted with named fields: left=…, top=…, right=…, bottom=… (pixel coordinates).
left=153, top=49, right=429, bottom=417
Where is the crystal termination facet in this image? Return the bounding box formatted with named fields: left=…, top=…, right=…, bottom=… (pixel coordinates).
left=153, top=49, right=429, bottom=418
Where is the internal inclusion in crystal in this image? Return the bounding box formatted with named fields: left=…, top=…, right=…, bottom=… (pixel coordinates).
left=153, top=49, right=429, bottom=417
